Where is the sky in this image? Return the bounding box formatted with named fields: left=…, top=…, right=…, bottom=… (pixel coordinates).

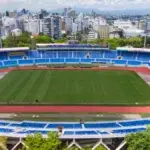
left=0, top=0, right=150, bottom=11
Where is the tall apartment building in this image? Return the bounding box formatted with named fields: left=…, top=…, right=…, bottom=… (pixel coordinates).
left=99, top=25, right=109, bottom=39
left=43, top=15, right=62, bottom=39
left=0, top=17, right=2, bottom=48
left=24, top=19, right=40, bottom=35
left=43, top=17, right=52, bottom=36
left=53, top=15, right=62, bottom=39
left=145, top=18, right=150, bottom=33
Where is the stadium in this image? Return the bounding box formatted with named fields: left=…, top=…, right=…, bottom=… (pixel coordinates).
left=0, top=43, right=150, bottom=149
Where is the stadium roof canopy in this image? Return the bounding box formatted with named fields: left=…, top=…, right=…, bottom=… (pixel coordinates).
left=0, top=47, right=29, bottom=52
left=116, top=47, right=150, bottom=52
left=36, top=43, right=109, bottom=50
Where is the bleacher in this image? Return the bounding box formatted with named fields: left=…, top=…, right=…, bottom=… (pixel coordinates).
left=0, top=119, right=149, bottom=138
left=0, top=45, right=149, bottom=67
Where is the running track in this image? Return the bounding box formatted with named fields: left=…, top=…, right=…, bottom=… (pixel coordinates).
left=0, top=66, right=150, bottom=113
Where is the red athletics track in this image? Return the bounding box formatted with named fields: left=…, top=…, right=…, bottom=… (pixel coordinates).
left=0, top=66, right=150, bottom=113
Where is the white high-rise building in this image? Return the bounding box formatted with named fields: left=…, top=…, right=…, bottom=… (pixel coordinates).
left=24, top=19, right=40, bottom=35
left=72, top=23, right=78, bottom=33
left=114, top=20, right=133, bottom=29
left=64, top=17, right=73, bottom=33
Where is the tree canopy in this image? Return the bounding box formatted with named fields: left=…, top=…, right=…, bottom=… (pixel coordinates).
left=24, top=132, right=61, bottom=150
left=125, top=128, right=150, bottom=150
left=2, top=31, right=149, bottom=50
left=23, top=132, right=106, bottom=150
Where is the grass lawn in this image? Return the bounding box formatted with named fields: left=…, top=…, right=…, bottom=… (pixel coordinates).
left=0, top=70, right=150, bottom=105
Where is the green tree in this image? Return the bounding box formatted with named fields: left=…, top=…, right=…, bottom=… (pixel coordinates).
left=24, top=132, right=61, bottom=150
left=125, top=128, right=150, bottom=150
left=55, top=38, right=67, bottom=43
left=34, top=35, right=53, bottom=43
left=0, top=136, right=7, bottom=150
left=95, top=145, right=106, bottom=150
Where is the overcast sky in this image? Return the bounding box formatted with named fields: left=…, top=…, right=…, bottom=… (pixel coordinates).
left=0, top=0, right=150, bottom=11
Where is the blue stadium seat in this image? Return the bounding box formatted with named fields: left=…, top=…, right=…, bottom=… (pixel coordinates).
left=96, top=58, right=111, bottom=63
left=112, top=59, right=127, bottom=65
left=58, top=51, right=72, bottom=58
left=63, top=131, right=74, bottom=135
left=9, top=122, right=22, bottom=127
left=3, top=60, right=18, bottom=67
left=127, top=60, right=141, bottom=66
left=75, top=131, right=97, bottom=135
left=90, top=51, right=103, bottom=58
left=20, top=122, right=47, bottom=128
left=65, top=58, right=80, bottom=63
left=80, top=58, right=94, bottom=63
left=84, top=122, right=120, bottom=128
left=18, top=59, right=34, bottom=65
left=17, top=130, right=48, bottom=134
left=9, top=56, right=24, bottom=60
left=119, top=119, right=150, bottom=127
left=0, top=61, right=3, bottom=67
left=142, top=62, right=149, bottom=65
left=97, top=131, right=108, bottom=135
left=112, top=128, right=145, bottom=134
left=43, top=51, right=57, bottom=58
left=34, top=59, right=49, bottom=64
left=104, top=51, right=117, bottom=58
left=50, top=58, right=65, bottom=63
left=0, top=128, right=14, bottom=133
left=46, top=123, right=82, bottom=129
left=117, top=51, right=137, bottom=60
left=137, top=52, right=150, bottom=61
left=73, top=51, right=87, bottom=58
left=29, top=51, right=41, bottom=58
left=0, top=52, right=8, bottom=60
left=0, top=121, right=9, bottom=126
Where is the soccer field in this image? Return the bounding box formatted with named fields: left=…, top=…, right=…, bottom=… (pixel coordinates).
left=0, top=70, right=150, bottom=105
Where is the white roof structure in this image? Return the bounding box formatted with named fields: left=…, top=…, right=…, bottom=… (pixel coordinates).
left=0, top=47, right=29, bottom=52
left=36, top=43, right=68, bottom=46
left=116, top=47, right=150, bottom=52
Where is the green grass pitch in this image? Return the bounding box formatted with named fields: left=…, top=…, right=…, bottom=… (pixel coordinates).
left=0, top=70, right=150, bottom=105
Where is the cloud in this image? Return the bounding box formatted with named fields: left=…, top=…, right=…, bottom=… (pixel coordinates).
left=0, top=0, right=150, bottom=11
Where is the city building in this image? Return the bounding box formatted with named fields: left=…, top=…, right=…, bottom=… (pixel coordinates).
left=145, top=17, right=150, bottom=33
left=99, top=25, right=109, bottom=39
left=43, top=17, right=53, bottom=37
left=64, top=17, right=73, bottom=33
left=43, top=15, right=62, bottom=39
left=52, top=15, right=62, bottom=39
left=24, top=19, right=40, bottom=35
left=72, top=23, right=78, bottom=33
left=109, top=31, right=121, bottom=38
left=123, top=28, right=144, bottom=37
left=16, top=18, right=25, bottom=31
left=114, top=19, right=133, bottom=29
left=0, top=17, right=2, bottom=48
left=11, top=28, right=22, bottom=36
left=87, top=30, right=98, bottom=41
